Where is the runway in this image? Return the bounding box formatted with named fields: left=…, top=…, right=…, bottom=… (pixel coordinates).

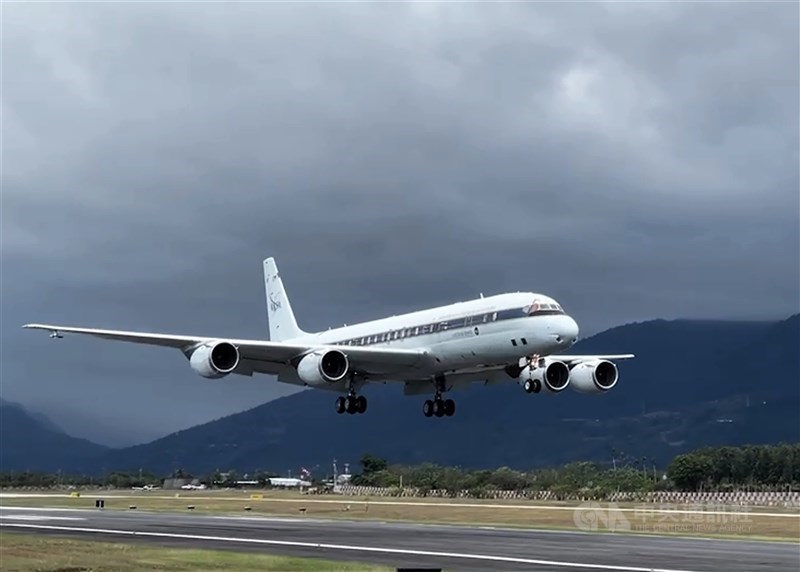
left=1, top=506, right=797, bottom=571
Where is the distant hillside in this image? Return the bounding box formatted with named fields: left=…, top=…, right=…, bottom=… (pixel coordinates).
left=0, top=399, right=108, bottom=472
left=91, top=315, right=799, bottom=476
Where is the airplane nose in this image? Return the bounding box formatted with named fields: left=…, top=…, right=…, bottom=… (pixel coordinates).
left=560, top=315, right=580, bottom=345
left=567, top=316, right=579, bottom=341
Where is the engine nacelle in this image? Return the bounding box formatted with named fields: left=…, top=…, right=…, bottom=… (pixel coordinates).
left=569, top=359, right=619, bottom=394
left=518, top=358, right=570, bottom=394
left=189, top=341, right=240, bottom=379
left=296, top=349, right=349, bottom=386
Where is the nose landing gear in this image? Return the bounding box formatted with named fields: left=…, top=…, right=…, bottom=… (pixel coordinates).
left=522, top=378, right=542, bottom=394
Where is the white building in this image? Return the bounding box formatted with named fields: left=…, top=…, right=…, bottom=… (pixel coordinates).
left=268, top=477, right=311, bottom=488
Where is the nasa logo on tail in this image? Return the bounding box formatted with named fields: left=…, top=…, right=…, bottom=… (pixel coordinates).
left=269, top=291, right=282, bottom=312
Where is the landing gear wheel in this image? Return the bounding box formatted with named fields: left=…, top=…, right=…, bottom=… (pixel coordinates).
left=443, top=399, right=455, bottom=417
left=356, top=395, right=367, bottom=414
left=524, top=379, right=542, bottom=393
left=346, top=396, right=358, bottom=414
left=335, top=396, right=346, bottom=414
left=434, top=399, right=445, bottom=417
left=423, top=400, right=434, bottom=417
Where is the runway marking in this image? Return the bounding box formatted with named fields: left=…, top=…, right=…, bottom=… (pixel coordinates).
left=0, top=522, right=704, bottom=572
left=210, top=515, right=336, bottom=524
left=0, top=506, right=88, bottom=512
left=0, top=515, right=85, bottom=521
left=2, top=493, right=795, bottom=518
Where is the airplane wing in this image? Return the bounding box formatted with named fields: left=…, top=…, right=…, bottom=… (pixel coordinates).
left=21, top=323, right=428, bottom=375
left=428, top=353, right=636, bottom=379
left=550, top=354, right=635, bottom=364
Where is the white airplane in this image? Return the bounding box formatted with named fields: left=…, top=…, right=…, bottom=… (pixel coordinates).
left=23, top=258, right=633, bottom=418
left=180, top=483, right=207, bottom=490
left=132, top=484, right=159, bottom=491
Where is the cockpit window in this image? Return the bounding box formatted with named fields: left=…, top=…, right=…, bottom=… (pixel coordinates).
left=525, top=300, right=565, bottom=316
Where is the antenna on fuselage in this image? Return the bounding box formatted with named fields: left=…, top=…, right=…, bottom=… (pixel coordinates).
left=480, top=293, right=484, bottom=299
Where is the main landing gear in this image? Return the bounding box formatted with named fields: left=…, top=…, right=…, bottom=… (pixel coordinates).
left=424, top=375, right=455, bottom=418
left=423, top=396, right=455, bottom=418
left=335, top=373, right=367, bottom=415
left=335, top=394, right=367, bottom=415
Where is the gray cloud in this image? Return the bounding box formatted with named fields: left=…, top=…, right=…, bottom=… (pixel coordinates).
left=2, top=2, right=797, bottom=445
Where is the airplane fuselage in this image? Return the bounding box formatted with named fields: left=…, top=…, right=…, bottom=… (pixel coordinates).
left=278, top=292, right=580, bottom=386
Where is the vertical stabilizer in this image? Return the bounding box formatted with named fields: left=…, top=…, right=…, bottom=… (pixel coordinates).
left=263, top=258, right=307, bottom=341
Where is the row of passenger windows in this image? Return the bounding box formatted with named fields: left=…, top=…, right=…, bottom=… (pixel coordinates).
left=335, top=313, right=497, bottom=347
left=332, top=303, right=565, bottom=347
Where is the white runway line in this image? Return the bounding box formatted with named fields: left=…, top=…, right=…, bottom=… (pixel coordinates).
left=0, top=522, right=703, bottom=572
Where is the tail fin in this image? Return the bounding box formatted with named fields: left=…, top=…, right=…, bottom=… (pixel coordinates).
left=263, top=257, right=307, bottom=341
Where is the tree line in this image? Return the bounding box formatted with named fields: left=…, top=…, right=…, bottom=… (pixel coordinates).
left=1, top=443, right=797, bottom=493
left=351, top=443, right=800, bottom=495
left=0, top=468, right=282, bottom=490
left=667, top=443, right=800, bottom=491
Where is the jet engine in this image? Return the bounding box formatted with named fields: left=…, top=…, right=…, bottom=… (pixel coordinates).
left=518, top=358, right=570, bottom=394
left=296, top=349, right=350, bottom=386
left=569, top=359, right=618, bottom=394
left=189, top=341, right=240, bottom=379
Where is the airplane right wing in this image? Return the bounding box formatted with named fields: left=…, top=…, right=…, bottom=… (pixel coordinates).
left=21, top=323, right=431, bottom=379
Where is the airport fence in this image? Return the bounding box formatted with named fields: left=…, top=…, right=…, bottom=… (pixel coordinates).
left=333, top=485, right=800, bottom=507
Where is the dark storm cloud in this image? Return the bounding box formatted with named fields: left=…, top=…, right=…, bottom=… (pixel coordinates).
left=2, top=2, right=797, bottom=445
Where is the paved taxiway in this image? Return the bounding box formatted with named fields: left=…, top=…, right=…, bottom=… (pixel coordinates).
left=1, top=506, right=797, bottom=571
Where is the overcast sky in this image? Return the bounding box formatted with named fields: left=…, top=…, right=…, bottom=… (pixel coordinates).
left=3, top=2, right=798, bottom=446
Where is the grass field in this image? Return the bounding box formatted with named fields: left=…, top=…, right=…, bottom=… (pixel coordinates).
left=3, top=490, right=798, bottom=541
left=0, top=531, right=390, bottom=571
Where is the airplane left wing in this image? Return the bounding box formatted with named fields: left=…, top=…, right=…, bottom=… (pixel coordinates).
left=550, top=354, right=635, bottom=364
left=21, top=323, right=429, bottom=375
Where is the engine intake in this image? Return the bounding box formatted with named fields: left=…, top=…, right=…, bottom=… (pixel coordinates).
left=569, top=359, right=619, bottom=394
left=189, top=341, right=240, bottom=379
left=297, top=349, right=350, bottom=386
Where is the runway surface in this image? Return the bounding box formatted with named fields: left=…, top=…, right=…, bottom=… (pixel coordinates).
left=1, top=506, right=797, bottom=571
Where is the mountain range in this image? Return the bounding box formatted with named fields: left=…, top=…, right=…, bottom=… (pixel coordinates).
left=0, top=399, right=109, bottom=472
left=2, top=315, right=798, bottom=476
